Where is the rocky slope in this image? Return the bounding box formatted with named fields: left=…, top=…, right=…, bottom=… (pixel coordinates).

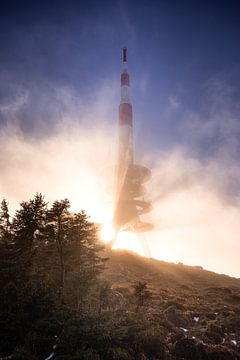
left=102, top=249, right=240, bottom=357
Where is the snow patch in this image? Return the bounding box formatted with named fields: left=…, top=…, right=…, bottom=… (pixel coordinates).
left=193, top=316, right=200, bottom=322
left=180, top=327, right=188, bottom=332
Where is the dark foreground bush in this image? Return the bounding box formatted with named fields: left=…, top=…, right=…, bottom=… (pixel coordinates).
left=173, top=338, right=240, bottom=360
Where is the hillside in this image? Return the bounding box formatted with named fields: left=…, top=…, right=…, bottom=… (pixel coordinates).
left=101, top=249, right=240, bottom=358
left=103, top=249, right=240, bottom=289
left=1, top=194, right=240, bottom=360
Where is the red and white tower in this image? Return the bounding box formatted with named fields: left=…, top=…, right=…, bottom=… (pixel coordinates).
left=118, top=47, right=133, bottom=166
left=112, top=48, right=153, bottom=250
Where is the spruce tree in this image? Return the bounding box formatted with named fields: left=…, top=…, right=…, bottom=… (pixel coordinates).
left=0, top=198, right=11, bottom=243
left=133, top=281, right=151, bottom=310
left=12, top=193, right=47, bottom=249
left=46, top=201, right=107, bottom=307
left=46, top=199, right=71, bottom=303
left=65, top=211, right=107, bottom=310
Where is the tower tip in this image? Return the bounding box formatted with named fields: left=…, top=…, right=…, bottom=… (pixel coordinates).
left=123, top=47, right=127, bottom=63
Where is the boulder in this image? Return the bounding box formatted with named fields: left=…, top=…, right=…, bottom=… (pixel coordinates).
left=163, top=305, right=191, bottom=327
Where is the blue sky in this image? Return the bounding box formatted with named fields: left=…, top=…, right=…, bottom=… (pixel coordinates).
left=1, top=0, right=240, bottom=139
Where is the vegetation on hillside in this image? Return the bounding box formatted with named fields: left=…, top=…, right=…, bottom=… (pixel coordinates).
left=0, top=194, right=240, bottom=359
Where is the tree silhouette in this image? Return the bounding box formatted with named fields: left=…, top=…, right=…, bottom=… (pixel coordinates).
left=46, top=199, right=70, bottom=304
left=133, top=281, right=151, bottom=309
left=65, top=211, right=107, bottom=310
left=12, top=193, right=47, bottom=249
left=0, top=198, right=11, bottom=243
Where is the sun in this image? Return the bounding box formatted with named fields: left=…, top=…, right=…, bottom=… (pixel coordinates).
left=100, top=222, right=147, bottom=257
left=100, top=223, right=115, bottom=243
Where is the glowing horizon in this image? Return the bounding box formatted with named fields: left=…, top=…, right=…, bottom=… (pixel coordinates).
left=1, top=108, right=240, bottom=278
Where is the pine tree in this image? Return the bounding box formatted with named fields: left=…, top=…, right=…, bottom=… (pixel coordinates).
left=0, top=198, right=11, bottom=243
left=12, top=193, right=47, bottom=249
left=46, top=199, right=71, bottom=303
left=0, top=196, right=54, bottom=357
left=46, top=201, right=107, bottom=308
left=65, top=211, right=107, bottom=310
left=133, top=281, right=151, bottom=310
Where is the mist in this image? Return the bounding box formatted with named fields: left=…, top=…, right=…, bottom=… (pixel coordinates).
left=0, top=78, right=240, bottom=278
